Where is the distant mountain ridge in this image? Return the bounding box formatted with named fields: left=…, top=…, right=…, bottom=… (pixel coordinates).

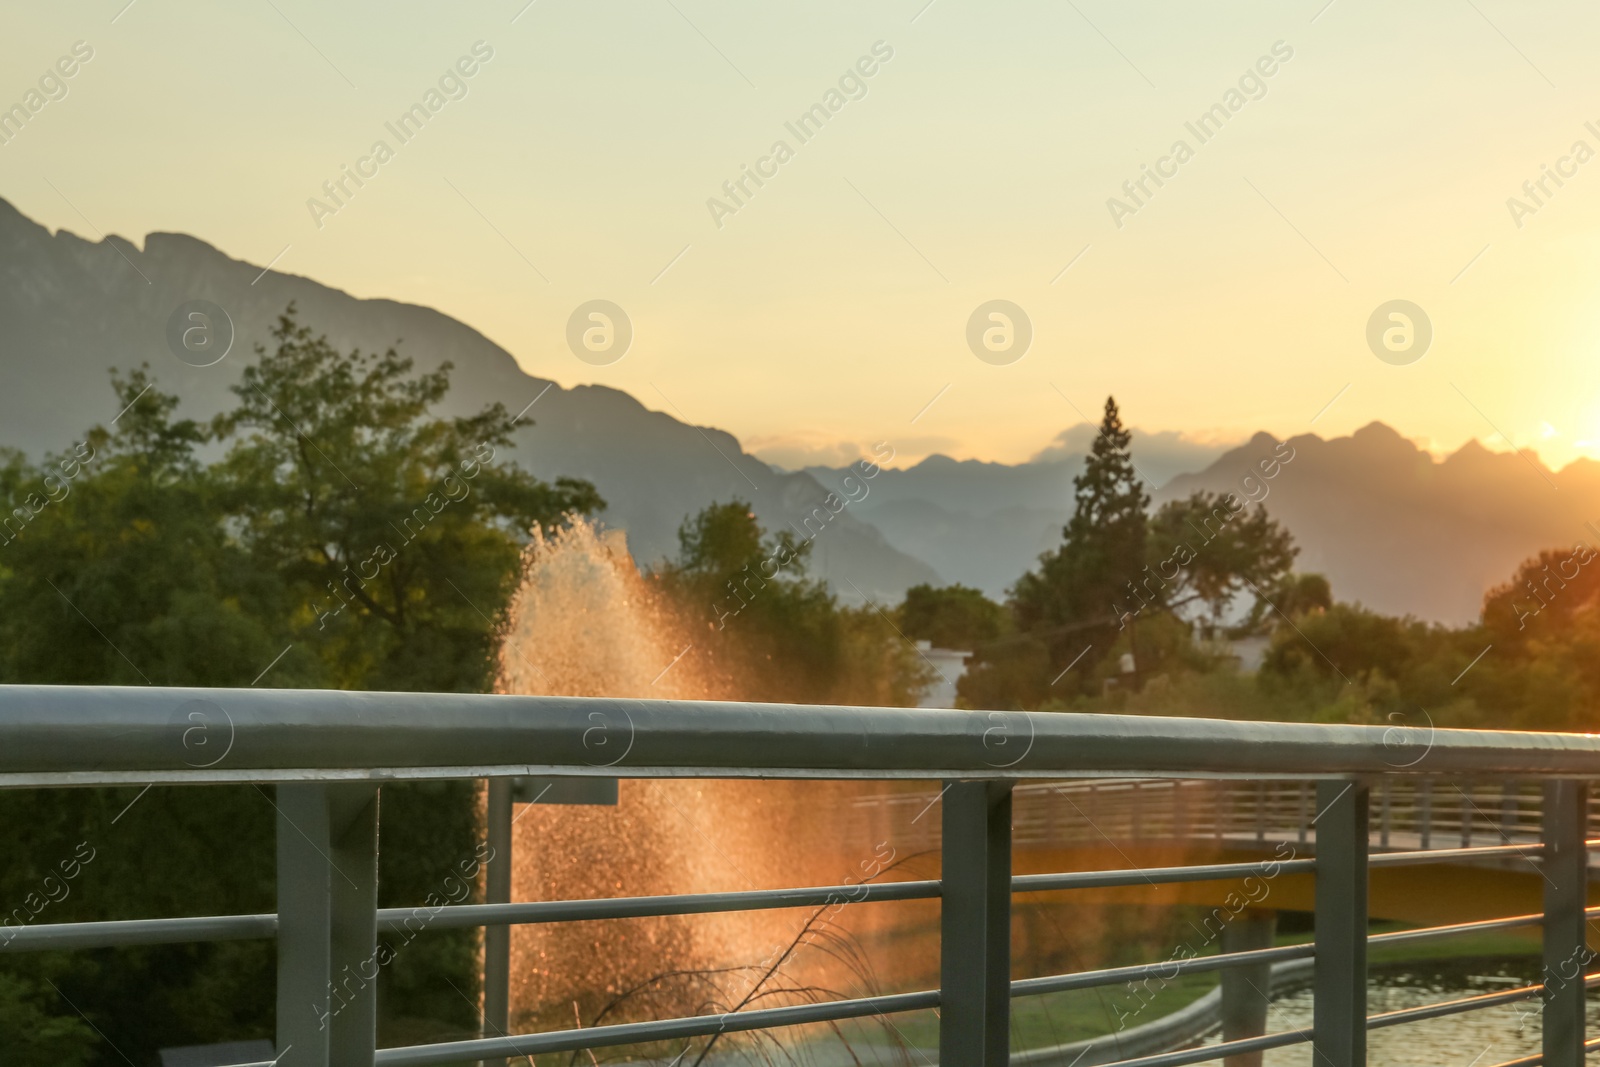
left=0, top=196, right=938, bottom=601
left=802, top=430, right=1235, bottom=599
left=810, top=424, right=1600, bottom=624
left=1162, top=425, right=1600, bottom=623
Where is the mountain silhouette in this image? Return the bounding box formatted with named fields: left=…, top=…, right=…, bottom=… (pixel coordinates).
left=0, top=197, right=937, bottom=601
left=812, top=423, right=1599, bottom=624
left=1161, top=425, right=1600, bottom=623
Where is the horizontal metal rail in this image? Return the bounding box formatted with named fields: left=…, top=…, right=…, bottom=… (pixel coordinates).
left=1011, top=943, right=1314, bottom=998
left=1097, top=1027, right=1312, bottom=1067
left=1365, top=981, right=1544, bottom=1029
left=0, top=877, right=1550, bottom=971
left=1013, top=857, right=1316, bottom=893
left=378, top=880, right=943, bottom=931
left=1368, top=842, right=1546, bottom=866
left=8, top=685, right=1600, bottom=784
left=1, top=881, right=943, bottom=953
left=0, top=853, right=1323, bottom=956
left=369, top=988, right=942, bottom=1066
left=0, top=913, right=276, bottom=953
left=1367, top=912, right=1543, bottom=947
left=3, top=852, right=1336, bottom=955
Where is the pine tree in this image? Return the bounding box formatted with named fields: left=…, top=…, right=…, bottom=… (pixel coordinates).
left=1011, top=396, right=1150, bottom=670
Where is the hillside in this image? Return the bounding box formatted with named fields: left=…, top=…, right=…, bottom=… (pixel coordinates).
left=0, top=197, right=937, bottom=601
left=1161, top=426, right=1600, bottom=623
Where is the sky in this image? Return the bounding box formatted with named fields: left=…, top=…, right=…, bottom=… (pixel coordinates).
left=5, top=0, right=1600, bottom=470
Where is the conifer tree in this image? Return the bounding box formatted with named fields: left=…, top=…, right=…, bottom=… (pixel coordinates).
left=1015, top=397, right=1149, bottom=630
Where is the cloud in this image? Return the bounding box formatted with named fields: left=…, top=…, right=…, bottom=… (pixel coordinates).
left=750, top=433, right=957, bottom=471
left=748, top=436, right=876, bottom=471
left=1029, top=424, right=1243, bottom=487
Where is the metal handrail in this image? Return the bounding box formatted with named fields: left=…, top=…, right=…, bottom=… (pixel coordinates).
left=6, top=684, right=1600, bottom=783
left=3, top=685, right=1598, bottom=1067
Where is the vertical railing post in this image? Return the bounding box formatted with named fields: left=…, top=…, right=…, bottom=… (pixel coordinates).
left=276, top=782, right=381, bottom=1067
left=941, top=779, right=1013, bottom=1067
left=1542, top=780, right=1590, bottom=1067
left=1313, top=779, right=1368, bottom=1067
left=1460, top=782, right=1473, bottom=847
left=482, top=777, right=515, bottom=1067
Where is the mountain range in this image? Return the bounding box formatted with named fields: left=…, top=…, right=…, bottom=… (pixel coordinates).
left=1161, top=427, right=1600, bottom=623
left=0, top=196, right=935, bottom=603
left=3, top=194, right=1592, bottom=624
left=808, top=425, right=1598, bottom=623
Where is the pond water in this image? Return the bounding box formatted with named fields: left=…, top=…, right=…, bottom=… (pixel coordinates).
left=1207, top=958, right=1598, bottom=1066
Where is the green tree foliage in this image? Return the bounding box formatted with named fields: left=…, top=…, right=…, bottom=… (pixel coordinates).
left=1013, top=397, right=1149, bottom=637
left=0, top=371, right=293, bottom=688
left=968, top=399, right=1302, bottom=708
left=656, top=500, right=931, bottom=706
left=957, top=634, right=1052, bottom=711
left=213, top=310, right=601, bottom=692
left=1146, top=492, right=1298, bottom=629
left=1253, top=543, right=1600, bottom=733
left=0, top=306, right=601, bottom=1062
left=899, top=583, right=1007, bottom=651
left=0, top=973, right=95, bottom=1066
left=1248, top=572, right=1332, bottom=632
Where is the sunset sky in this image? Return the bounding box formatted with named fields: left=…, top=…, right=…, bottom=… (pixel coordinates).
left=5, top=0, right=1600, bottom=469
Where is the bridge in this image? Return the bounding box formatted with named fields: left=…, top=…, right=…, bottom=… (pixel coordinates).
left=844, top=775, right=1593, bottom=927
left=2, top=685, right=1599, bottom=1067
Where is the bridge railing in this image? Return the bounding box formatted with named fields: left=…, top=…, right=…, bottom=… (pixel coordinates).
left=851, top=776, right=1569, bottom=856
left=1, top=685, right=1598, bottom=1067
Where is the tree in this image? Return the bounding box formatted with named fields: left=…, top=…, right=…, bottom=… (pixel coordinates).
left=1014, top=397, right=1150, bottom=634
left=1481, top=543, right=1600, bottom=651
left=1243, top=572, right=1331, bottom=634
left=1001, top=397, right=1150, bottom=697
left=212, top=306, right=602, bottom=693
left=1144, top=491, right=1299, bottom=630
left=975, top=400, right=1308, bottom=707
left=656, top=501, right=930, bottom=706
left=0, top=369, right=297, bottom=689
left=899, top=584, right=1007, bottom=650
